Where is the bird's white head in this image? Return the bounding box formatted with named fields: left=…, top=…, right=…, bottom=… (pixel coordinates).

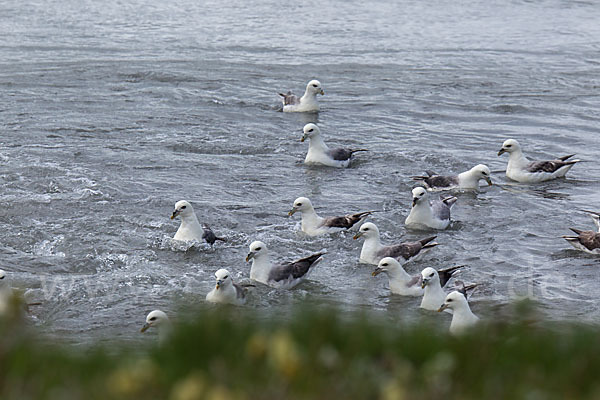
left=372, top=257, right=401, bottom=277
left=214, top=268, right=232, bottom=290
left=140, top=310, right=169, bottom=333
left=171, top=200, right=195, bottom=220
left=471, top=164, right=492, bottom=186
left=353, top=222, right=380, bottom=240
left=246, top=241, right=268, bottom=262
left=438, top=290, right=468, bottom=312
left=498, top=139, right=521, bottom=156
left=288, top=197, right=313, bottom=216
left=411, top=187, right=428, bottom=207
left=420, top=267, right=439, bottom=288
left=301, top=123, right=321, bottom=142
left=306, top=80, right=324, bottom=96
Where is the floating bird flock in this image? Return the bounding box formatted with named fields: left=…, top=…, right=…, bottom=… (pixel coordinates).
left=4, top=76, right=587, bottom=338
left=136, top=80, right=586, bottom=337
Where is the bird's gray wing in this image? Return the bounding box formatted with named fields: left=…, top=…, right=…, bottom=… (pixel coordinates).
left=430, top=197, right=453, bottom=221
left=202, top=225, right=217, bottom=245
left=233, top=283, right=248, bottom=299
left=526, top=159, right=577, bottom=173
left=268, top=253, right=324, bottom=282
left=321, top=211, right=373, bottom=229
left=202, top=224, right=226, bottom=245
left=377, top=242, right=421, bottom=261
left=327, top=148, right=354, bottom=161
left=415, top=174, right=459, bottom=189
left=278, top=91, right=300, bottom=105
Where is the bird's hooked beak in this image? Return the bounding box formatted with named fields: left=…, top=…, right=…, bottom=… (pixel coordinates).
left=438, top=303, right=449, bottom=312
left=372, top=267, right=384, bottom=277
left=288, top=207, right=298, bottom=216
left=216, top=280, right=224, bottom=290
left=412, top=197, right=419, bottom=207
left=485, top=176, right=493, bottom=186
left=421, top=278, right=429, bottom=289
left=319, top=89, right=325, bottom=95
left=245, top=252, right=255, bottom=262
left=353, top=231, right=364, bottom=240
left=170, top=209, right=180, bottom=220
left=300, top=132, right=308, bottom=142
left=140, top=322, right=151, bottom=333
left=497, top=148, right=506, bottom=156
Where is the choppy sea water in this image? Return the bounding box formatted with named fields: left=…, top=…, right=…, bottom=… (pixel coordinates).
left=1, top=0, right=599, bottom=343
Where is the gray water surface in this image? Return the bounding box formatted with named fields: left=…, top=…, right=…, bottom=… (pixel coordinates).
left=1, top=0, right=600, bottom=343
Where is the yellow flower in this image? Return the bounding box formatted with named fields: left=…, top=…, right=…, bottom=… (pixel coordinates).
left=170, top=372, right=207, bottom=400
left=269, top=330, right=301, bottom=379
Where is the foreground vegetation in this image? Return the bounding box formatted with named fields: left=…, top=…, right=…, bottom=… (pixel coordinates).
left=2, top=301, right=600, bottom=400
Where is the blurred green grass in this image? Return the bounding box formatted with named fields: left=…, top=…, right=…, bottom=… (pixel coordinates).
left=2, top=301, right=600, bottom=400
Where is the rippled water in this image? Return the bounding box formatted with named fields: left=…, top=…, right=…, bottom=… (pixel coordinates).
left=1, top=0, right=599, bottom=343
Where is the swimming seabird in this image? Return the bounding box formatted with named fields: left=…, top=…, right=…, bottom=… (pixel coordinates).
left=353, top=222, right=438, bottom=265
left=289, top=197, right=373, bottom=236
left=0, top=269, right=12, bottom=315
left=246, top=241, right=324, bottom=289
left=171, top=200, right=203, bottom=241
left=498, top=139, right=579, bottom=183
left=419, top=266, right=463, bottom=311
left=140, top=310, right=172, bottom=344
left=438, top=291, right=479, bottom=334
left=412, top=164, right=493, bottom=191
left=405, top=187, right=457, bottom=230
left=562, top=213, right=600, bottom=255
left=301, top=123, right=367, bottom=168
left=206, top=269, right=250, bottom=305
left=279, top=80, right=324, bottom=112
left=371, top=257, right=424, bottom=296
left=171, top=201, right=226, bottom=245
left=0, top=270, right=41, bottom=316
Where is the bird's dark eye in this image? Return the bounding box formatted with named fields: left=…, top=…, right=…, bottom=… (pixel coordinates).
left=181, top=206, right=187, bottom=209
left=429, top=273, right=434, bottom=277
left=255, top=247, right=261, bottom=251
left=297, top=203, right=302, bottom=206
left=223, top=275, right=228, bottom=279
left=150, top=317, right=156, bottom=321
left=506, top=145, right=512, bottom=148
left=382, top=263, right=388, bottom=267
left=447, top=299, right=453, bottom=302
left=364, top=228, right=369, bottom=231
left=308, top=129, right=313, bottom=132
left=312, top=84, right=318, bottom=87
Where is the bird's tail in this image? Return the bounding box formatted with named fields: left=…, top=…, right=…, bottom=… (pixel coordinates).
left=438, top=265, right=466, bottom=288
left=558, top=154, right=576, bottom=162
left=455, top=281, right=479, bottom=297
left=442, top=196, right=458, bottom=208
left=419, top=235, right=438, bottom=248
